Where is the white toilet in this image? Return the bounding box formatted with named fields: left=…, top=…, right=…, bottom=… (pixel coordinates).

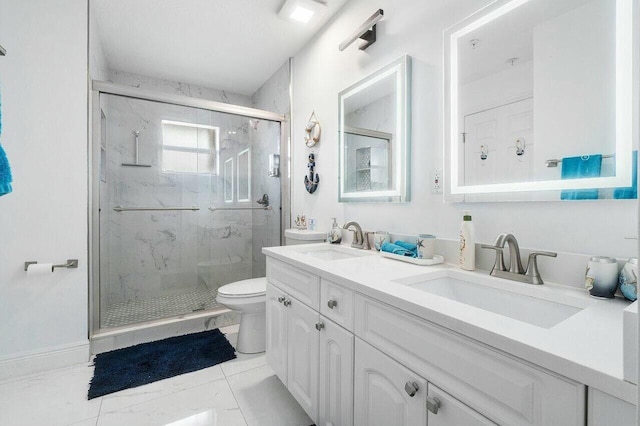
left=216, top=229, right=326, bottom=353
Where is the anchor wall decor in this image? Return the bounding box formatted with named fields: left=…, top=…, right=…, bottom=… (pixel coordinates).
left=305, top=153, right=320, bottom=194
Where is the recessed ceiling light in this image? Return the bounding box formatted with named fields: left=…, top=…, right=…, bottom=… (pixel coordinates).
left=278, top=0, right=327, bottom=24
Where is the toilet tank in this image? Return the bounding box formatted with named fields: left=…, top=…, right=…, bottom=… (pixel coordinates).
left=284, top=229, right=327, bottom=246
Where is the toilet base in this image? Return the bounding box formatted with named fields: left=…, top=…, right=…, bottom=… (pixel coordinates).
left=235, top=310, right=266, bottom=354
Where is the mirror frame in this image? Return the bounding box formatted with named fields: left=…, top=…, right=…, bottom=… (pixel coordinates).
left=444, top=0, right=639, bottom=197
left=338, top=55, right=412, bottom=203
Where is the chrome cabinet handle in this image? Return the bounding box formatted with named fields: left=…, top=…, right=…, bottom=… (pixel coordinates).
left=327, top=299, right=338, bottom=309
left=315, top=321, right=325, bottom=331
left=277, top=296, right=285, bottom=304
left=404, top=381, right=419, bottom=397
left=426, top=397, right=440, bottom=414
left=283, top=299, right=291, bottom=307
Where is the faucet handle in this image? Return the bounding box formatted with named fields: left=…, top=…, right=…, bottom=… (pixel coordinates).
left=481, top=244, right=507, bottom=272
left=525, top=251, right=557, bottom=284
left=363, top=231, right=374, bottom=250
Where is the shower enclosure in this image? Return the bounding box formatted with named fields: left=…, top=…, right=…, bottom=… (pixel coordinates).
left=90, top=84, right=286, bottom=332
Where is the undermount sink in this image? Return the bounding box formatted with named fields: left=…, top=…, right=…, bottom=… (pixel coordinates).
left=396, top=273, right=589, bottom=329
left=297, top=246, right=373, bottom=261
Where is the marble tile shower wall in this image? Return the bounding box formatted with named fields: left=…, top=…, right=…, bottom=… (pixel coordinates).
left=100, top=94, right=255, bottom=317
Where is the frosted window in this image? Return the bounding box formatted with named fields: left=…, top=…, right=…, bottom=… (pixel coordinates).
left=161, top=120, right=219, bottom=174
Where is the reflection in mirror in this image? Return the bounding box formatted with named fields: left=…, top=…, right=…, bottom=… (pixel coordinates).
left=224, top=157, right=233, bottom=203
left=445, top=0, right=637, bottom=199
left=339, top=56, right=411, bottom=202
left=237, top=148, right=251, bottom=202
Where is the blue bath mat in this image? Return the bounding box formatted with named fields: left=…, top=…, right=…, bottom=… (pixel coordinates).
left=88, top=329, right=236, bottom=399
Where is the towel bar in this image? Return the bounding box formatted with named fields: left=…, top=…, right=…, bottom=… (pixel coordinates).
left=546, top=154, right=613, bottom=167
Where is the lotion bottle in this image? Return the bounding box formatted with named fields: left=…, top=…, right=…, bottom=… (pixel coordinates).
left=459, top=213, right=475, bottom=270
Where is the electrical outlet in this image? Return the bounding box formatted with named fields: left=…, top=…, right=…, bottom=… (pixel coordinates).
left=431, top=169, right=443, bottom=194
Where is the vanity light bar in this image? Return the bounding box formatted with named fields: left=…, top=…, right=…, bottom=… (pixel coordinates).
left=339, top=9, right=384, bottom=51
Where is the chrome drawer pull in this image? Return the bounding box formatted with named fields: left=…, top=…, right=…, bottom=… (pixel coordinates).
left=327, top=299, right=338, bottom=309
left=277, top=296, right=285, bottom=303
left=404, top=381, right=419, bottom=397
left=283, top=299, right=291, bottom=307
left=426, top=397, right=440, bottom=414
left=315, top=322, right=325, bottom=331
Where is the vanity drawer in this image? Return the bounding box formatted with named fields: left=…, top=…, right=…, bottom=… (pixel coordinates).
left=354, top=294, right=585, bottom=426
left=266, top=258, right=319, bottom=309
left=320, top=279, right=354, bottom=332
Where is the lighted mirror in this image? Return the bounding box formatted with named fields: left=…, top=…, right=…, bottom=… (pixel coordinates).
left=224, top=157, right=234, bottom=203
left=237, top=148, right=251, bottom=202
left=445, top=0, right=638, bottom=200
left=339, top=56, right=411, bottom=202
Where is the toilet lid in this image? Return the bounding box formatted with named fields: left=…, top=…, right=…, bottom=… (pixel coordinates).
left=218, top=278, right=266, bottom=297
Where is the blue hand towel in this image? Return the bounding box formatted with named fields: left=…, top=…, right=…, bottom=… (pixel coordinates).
left=381, top=241, right=417, bottom=258
left=613, top=151, right=638, bottom=199
left=0, top=90, right=12, bottom=197
left=394, top=240, right=418, bottom=253
left=560, top=154, right=601, bottom=200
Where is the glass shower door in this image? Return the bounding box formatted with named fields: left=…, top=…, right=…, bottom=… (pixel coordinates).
left=98, top=94, right=281, bottom=329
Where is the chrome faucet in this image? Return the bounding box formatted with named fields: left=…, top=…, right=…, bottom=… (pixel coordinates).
left=343, top=221, right=364, bottom=249
left=481, top=233, right=557, bottom=284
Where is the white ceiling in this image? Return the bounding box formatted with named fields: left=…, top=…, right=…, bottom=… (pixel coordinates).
left=92, top=0, right=348, bottom=96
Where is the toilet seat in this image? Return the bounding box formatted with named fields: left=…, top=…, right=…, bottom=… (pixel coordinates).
left=218, top=277, right=266, bottom=298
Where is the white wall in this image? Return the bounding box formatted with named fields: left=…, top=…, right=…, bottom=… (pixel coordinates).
left=0, top=0, right=89, bottom=376
left=291, top=0, right=637, bottom=259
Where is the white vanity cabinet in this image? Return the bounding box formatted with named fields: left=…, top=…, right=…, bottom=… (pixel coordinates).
left=265, top=257, right=607, bottom=426
left=354, top=337, right=427, bottom=426
left=265, top=282, right=320, bottom=422
left=266, top=263, right=355, bottom=426
left=318, top=314, right=354, bottom=426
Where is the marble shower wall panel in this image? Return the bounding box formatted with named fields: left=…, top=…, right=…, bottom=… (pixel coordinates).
left=108, top=69, right=253, bottom=107
left=100, top=94, right=254, bottom=320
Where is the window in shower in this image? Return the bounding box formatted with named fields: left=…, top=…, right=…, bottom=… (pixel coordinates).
left=161, top=120, right=220, bottom=174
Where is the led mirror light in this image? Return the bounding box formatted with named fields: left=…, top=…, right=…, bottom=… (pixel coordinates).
left=445, top=0, right=637, bottom=195
left=278, top=0, right=326, bottom=24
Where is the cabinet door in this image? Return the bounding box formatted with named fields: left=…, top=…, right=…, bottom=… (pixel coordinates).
left=319, top=316, right=354, bottom=426
left=354, top=338, right=427, bottom=426
left=427, top=384, right=497, bottom=426
left=287, top=296, right=320, bottom=423
left=266, top=283, right=288, bottom=384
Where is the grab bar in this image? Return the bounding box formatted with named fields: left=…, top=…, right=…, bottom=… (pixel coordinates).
left=209, top=205, right=272, bottom=212
left=113, top=206, right=200, bottom=212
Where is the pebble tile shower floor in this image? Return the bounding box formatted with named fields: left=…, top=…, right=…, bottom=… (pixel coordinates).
left=102, top=288, right=221, bottom=328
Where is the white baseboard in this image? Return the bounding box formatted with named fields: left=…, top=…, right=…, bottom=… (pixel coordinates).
left=0, top=340, right=90, bottom=382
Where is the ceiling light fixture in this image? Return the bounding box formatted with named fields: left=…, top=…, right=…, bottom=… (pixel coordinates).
left=278, top=0, right=327, bottom=24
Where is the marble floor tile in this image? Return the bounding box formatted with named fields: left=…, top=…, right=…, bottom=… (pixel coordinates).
left=99, top=364, right=225, bottom=414
left=220, top=352, right=266, bottom=378
left=0, top=363, right=102, bottom=426
left=227, top=364, right=313, bottom=426
left=97, top=379, right=246, bottom=426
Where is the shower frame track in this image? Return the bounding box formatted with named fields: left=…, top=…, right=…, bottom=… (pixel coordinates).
left=89, top=79, right=290, bottom=338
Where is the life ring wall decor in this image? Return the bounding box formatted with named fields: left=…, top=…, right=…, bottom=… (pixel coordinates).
left=305, top=153, right=320, bottom=194
left=304, top=111, right=321, bottom=148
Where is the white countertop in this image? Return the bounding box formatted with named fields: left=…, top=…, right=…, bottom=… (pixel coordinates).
left=263, top=243, right=637, bottom=404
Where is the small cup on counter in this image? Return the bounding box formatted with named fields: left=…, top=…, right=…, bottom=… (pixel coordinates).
left=585, top=256, right=619, bottom=299
left=374, top=231, right=390, bottom=251
left=417, top=234, right=436, bottom=259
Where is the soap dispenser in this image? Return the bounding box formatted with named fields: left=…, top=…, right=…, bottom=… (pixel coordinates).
left=328, top=218, right=342, bottom=244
